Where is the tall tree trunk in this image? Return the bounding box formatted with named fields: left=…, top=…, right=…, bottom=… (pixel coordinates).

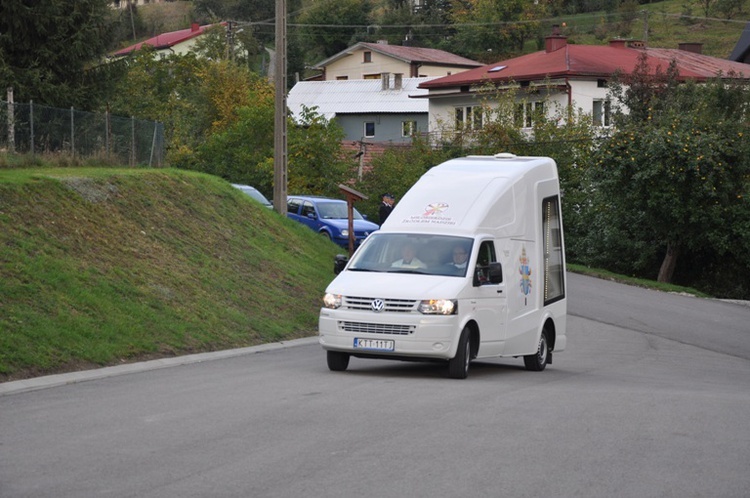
left=657, top=241, right=680, bottom=283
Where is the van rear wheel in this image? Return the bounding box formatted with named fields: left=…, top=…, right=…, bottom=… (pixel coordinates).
left=524, top=328, right=549, bottom=371
left=327, top=351, right=350, bottom=371
left=448, top=326, right=471, bottom=379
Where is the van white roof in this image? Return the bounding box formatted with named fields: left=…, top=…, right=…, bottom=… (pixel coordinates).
left=381, top=153, right=558, bottom=238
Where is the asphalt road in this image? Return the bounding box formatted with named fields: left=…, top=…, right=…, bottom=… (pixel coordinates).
left=1, top=274, right=749, bottom=498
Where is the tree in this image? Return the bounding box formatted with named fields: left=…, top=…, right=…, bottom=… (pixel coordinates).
left=194, top=101, right=352, bottom=200
left=353, top=136, right=454, bottom=220
left=108, top=50, right=261, bottom=165
left=449, top=0, right=546, bottom=61
left=288, top=106, right=351, bottom=196
left=590, top=75, right=750, bottom=290
left=297, top=0, right=370, bottom=58
left=0, top=0, right=114, bottom=108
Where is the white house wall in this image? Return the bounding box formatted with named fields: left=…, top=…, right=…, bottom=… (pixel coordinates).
left=427, top=79, right=613, bottom=139
left=325, top=48, right=469, bottom=80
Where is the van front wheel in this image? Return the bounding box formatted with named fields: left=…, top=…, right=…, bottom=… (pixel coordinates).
left=327, top=351, right=350, bottom=371
left=524, top=328, right=549, bottom=371
left=448, top=326, right=471, bottom=379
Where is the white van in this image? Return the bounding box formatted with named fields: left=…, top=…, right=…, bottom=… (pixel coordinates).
left=318, top=153, right=567, bottom=378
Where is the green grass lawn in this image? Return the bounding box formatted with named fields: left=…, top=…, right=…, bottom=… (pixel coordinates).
left=0, top=166, right=341, bottom=381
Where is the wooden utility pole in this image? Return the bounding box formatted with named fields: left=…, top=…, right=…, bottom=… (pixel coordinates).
left=272, top=0, right=288, bottom=215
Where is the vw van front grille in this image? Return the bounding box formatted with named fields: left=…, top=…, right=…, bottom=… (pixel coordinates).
left=339, top=321, right=414, bottom=335
left=343, top=296, right=417, bottom=312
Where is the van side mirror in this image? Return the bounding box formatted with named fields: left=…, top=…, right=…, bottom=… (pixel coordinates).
left=333, top=254, right=348, bottom=274
left=488, top=262, right=503, bottom=284
left=474, top=262, right=503, bottom=286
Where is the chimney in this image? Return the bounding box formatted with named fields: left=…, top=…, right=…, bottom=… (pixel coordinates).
left=376, top=39, right=389, bottom=45
left=394, top=73, right=403, bottom=90
left=191, top=22, right=200, bottom=32
left=609, top=39, right=627, bottom=49
left=545, top=25, right=567, bottom=53
left=381, top=72, right=390, bottom=91
left=678, top=42, right=703, bottom=54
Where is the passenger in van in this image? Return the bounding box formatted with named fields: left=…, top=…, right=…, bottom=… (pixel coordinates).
left=391, top=243, right=426, bottom=269
left=445, top=245, right=469, bottom=274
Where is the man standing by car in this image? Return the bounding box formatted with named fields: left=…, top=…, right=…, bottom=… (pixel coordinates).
left=379, top=193, right=395, bottom=225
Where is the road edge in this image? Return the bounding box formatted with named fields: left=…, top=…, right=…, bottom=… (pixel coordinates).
left=0, top=337, right=319, bottom=397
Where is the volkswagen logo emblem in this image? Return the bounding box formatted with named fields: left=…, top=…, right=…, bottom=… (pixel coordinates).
left=371, top=299, right=385, bottom=312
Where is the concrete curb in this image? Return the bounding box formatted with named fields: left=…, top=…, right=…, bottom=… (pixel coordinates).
left=0, top=336, right=319, bottom=397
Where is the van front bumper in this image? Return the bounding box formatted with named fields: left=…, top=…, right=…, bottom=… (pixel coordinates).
left=318, top=309, right=460, bottom=360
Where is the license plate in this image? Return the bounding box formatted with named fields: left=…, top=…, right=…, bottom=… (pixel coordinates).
left=353, top=338, right=395, bottom=351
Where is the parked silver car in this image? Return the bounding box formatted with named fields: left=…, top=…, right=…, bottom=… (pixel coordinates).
left=232, top=184, right=273, bottom=208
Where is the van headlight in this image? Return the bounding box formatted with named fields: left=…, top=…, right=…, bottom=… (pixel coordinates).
left=418, top=299, right=457, bottom=315
left=323, top=293, right=342, bottom=309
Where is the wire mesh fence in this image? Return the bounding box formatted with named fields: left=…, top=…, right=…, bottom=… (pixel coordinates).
left=0, top=100, right=165, bottom=167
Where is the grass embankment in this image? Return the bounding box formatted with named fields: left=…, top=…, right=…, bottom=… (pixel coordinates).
left=0, top=167, right=341, bottom=382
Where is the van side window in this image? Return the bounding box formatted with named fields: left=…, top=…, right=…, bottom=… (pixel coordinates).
left=475, top=241, right=497, bottom=285
left=543, top=196, right=565, bottom=304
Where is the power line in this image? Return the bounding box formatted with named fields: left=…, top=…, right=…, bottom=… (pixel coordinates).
left=240, top=12, right=750, bottom=30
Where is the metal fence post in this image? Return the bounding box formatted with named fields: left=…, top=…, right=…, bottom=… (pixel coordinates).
left=30, top=100, right=34, bottom=155
left=131, top=115, right=135, bottom=167
left=70, top=106, right=75, bottom=156
left=6, top=87, right=14, bottom=153
left=105, top=109, right=110, bottom=160
left=149, top=122, right=157, bottom=167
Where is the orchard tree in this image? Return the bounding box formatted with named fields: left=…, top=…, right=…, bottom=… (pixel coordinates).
left=590, top=75, right=750, bottom=290
left=0, top=0, right=114, bottom=108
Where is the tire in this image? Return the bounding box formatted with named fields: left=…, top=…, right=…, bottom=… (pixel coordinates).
left=448, top=326, right=471, bottom=379
left=320, top=231, right=332, bottom=240
left=524, top=328, right=550, bottom=371
left=327, top=351, right=350, bottom=371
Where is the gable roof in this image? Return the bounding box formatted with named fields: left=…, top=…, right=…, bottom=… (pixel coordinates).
left=113, top=23, right=222, bottom=57
left=313, top=42, right=482, bottom=70
left=420, top=38, right=750, bottom=90
left=287, top=77, right=437, bottom=120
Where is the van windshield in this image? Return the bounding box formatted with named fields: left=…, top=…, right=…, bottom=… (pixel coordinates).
left=348, top=233, right=474, bottom=277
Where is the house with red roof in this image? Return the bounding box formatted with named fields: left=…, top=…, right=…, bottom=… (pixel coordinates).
left=112, top=22, right=223, bottom=58
left=418, top=27, right=750, bottom=140
left=309, top=41, right=483, bottom=81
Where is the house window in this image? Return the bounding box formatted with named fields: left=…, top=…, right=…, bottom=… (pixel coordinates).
left=514, top=101, right=544, bottom=128
left=455, top=106, right=483, bottom=130
left=336, top=76, right=348, bottom=80
left=363, top=74, right=380, bottom=80
left=364, top=122, right=375, bottom=138
left=402, top=120, right=417, bottom=137
left=593, top=99, right=611, bottom=127
left=542, top=196, right=565, bottom=305
left=363, top=51, right=372, bottom=63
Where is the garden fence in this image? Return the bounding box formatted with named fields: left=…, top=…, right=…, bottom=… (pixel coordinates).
left=1, top=99, right=164, bottom=167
